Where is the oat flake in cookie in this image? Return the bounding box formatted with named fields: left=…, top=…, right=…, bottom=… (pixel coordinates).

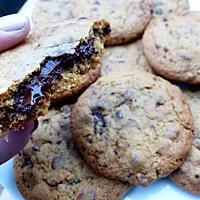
left=33, top=0, right=153, bottom=46
left=171, top=90, right=200, bottom=195
left=71, top=70, right=193, bottom=186
left=14, top=105, right=129, bottom=200
left=143, top=13, right=200, bottom=84
left=101, top=40, right=152, bottom=76
left=0, top=18, right=110, bottom=134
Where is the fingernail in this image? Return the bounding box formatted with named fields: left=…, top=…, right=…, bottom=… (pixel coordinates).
left=0, top=14, right=29, bottom=32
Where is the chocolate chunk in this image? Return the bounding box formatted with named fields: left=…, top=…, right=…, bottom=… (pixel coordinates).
left=154, top=8, right=163, bottom=15
left=91, top=107, right=107, bottom=135
left=163, top=18, right=168, bottom=22
left=67, top=177, right=81, bottom=185
left=66, top=138, right=75, bottom=150
left=94, top=0, right=100, bottom=5
left=21, top=156, right=33, bottom=169
left=115, top=110, right=124, bottom=119
left=32, top=146, right=39, bottom=152
left=51, top=155, right=66, bottom=170
left=59, top=121, right=69, bottom=131
left=13, top=37, right=95, bottom=114
left=77, top=186, right=97, bottom=200
left=155, top=44, right=161, bottom=49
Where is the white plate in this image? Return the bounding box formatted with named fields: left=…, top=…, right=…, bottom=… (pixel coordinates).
left=1, top=0, right=200, bottom=199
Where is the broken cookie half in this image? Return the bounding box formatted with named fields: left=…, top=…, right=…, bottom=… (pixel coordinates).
left=0, top=18, right=110, bottom=134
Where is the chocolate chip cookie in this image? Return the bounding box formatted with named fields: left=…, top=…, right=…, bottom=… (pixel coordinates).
left=143, top=13, right=200, bottom=84
left=14, top=105, right=129, bottom=200
left=71, top=70, right=193, bottom=186
left=33, top=0, right=153, bottom=46
left=152, top=0, right=189, bottom=15
left=171, top=90, right=200, bottom=195
left=101, top=40, right=152, bottom=76
left=0, top=18, right=110, bottom=135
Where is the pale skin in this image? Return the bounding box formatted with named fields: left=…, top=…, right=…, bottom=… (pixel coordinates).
left=0, top=14, right=37, bottom=164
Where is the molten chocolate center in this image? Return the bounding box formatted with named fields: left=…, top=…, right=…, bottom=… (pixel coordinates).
left=13, top=38, right=95, bottom=113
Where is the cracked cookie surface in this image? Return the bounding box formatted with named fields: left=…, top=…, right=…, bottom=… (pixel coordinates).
left=14, top=105, right=129, bottom=200
left=33, top=0, right=152, bottom=46
left=171, top=90, right=200, bottom=195
left=143, top=13, right=200, bottom=84
left=71, top=70, right=193, bottom=185
left=101, top=40, right=152, bottom=76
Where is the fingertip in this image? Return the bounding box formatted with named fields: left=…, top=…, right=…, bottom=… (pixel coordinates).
left=0, top=14, right=31, bottom=52
left=21, top=15, right=31, bottom=38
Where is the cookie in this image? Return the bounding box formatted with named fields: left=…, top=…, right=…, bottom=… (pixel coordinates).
left=0, top=18, right=110, bottom=134
left=14, top=105, right=129, bottom=200
left=143, top=13, right=200, bottom=84
left=32, top=0, right=82, bottom=26
left=171, top=90, right=200, bottom=194
left=71, top=70, right=193, bottom=186
left=33, top=0, right=153, bottom=46
left=101, top=40, right=152, bottom=76
left=152, top=0, right=189, bottom=15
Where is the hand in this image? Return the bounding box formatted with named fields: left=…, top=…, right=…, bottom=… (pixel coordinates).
left=0, top=14, right=36, bottom=164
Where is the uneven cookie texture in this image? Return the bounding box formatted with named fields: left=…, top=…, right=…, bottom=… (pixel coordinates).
left=71, top=70, right=193, bottom=186
left=152, top=0, right=189, bottom=15
left=171, top=90, right=200, bottom=195
left=143, top=13, right=200, bottom=84
left=101, top=40, right=152, bottom=76
left=14, top=106, right=129, bottom=200
left=0, top=18, right=110, bottom=134
left=33, top=0, right=153, bottom=46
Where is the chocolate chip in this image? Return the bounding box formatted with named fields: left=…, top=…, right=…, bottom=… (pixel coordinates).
left=59, top=121, right=69, bottom=131
left=43, top=118, right=50, bottom=123
left=32, top=146, right=39, bottom=153
left=154, top=8, right=163, bottom=15
left=128, top=173, right=133, bottom=178
left=94, top=0, right=100, bottom=5
left=21, top=157, right=33, bottom=169
left=163, top=18, right=168, bottom=22
left=178, top=54, right=192, bottom=61
left=61, top=105, right=71, bottom=114
left=79, top=17, right=88, bottom=20
left=91, top=107, right=107, bottom=135
left=66, top=138, right=74, bottom=150
left=195, top=174, right=199, bottom=179
left=115, top=110, right=124, bottom=119
left=155, top=44, right=161, bottom=49
left=102, top=24, right=111, bottom=36
left=51, top=155, right=66, bottom=170
left=155, top=94, right=165, bottom=107
left=67, top=177, right=80, bottom=185
left=164, top=47, right=168, bottom=53
left=77, top=186, right=97, bottom=200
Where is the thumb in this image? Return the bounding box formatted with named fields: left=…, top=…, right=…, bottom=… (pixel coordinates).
left=0, top=14, right=30, bottom=52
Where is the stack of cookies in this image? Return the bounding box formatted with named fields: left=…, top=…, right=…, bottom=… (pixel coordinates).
left=6, top=0, right=200, bottom=199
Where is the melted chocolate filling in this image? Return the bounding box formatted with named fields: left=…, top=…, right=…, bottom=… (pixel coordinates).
left=13, top=37, right=95, bottom=113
